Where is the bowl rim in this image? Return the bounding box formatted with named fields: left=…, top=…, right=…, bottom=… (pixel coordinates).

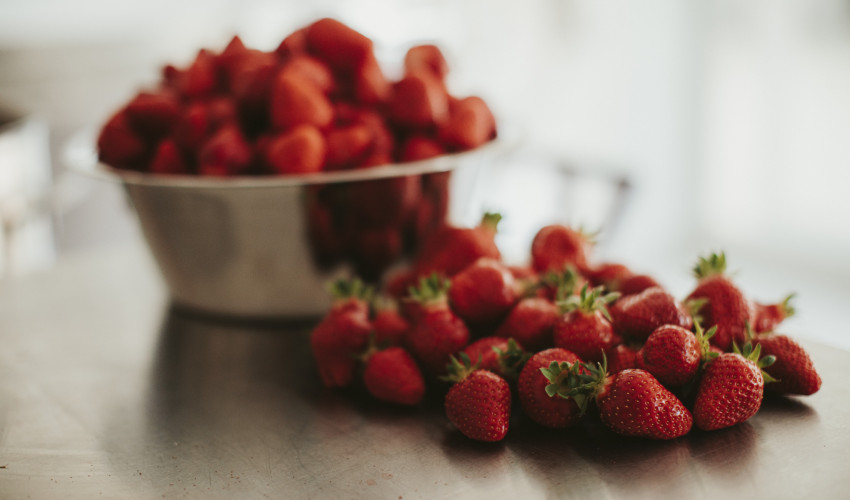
left=63, top=127, right=513, bottom=189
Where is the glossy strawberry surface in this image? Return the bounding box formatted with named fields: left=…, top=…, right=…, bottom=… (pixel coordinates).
left=445, top=370, right=511, bottom=442
left=693, top=353, right=764, bottom=431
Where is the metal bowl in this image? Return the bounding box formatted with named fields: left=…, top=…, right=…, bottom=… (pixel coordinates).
left=64, top=132, right=509, bottom=319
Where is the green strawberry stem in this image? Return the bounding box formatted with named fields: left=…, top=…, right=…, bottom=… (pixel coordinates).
left=684, top=297, right=708, bottom=325
left=540, top=353, right=609, bottom=415
left=692, top=252, right=727, bottom=279
left=440, top=353, right=480, bottom=383
left=694, top=321, right=719, bottom=365
left=557, top=283, right=620, bottom=321
left=407, top=273, right=451, bottom=305
left=328, top=277, right=375, bottom=302
left=543, top=266, right=582, bottom=302
left=480, top=212, right=502, bottom=233
left=493, top=338, right=532, bottom=381
left=732, top=340, right=778, bottom=383
left=778, top=293, right=797, bottom=319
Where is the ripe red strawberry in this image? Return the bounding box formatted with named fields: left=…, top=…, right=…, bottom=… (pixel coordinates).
left=462, top=336, right=512, bottom=374
left=149, top=139, right=189, bottom=175
left=566, top=363, right=693, bottom=440
left=414, top=212, right=502, bottom=278
left=686, top=253, right=752, bottom=351
left=353, top=52, right=391, bottom=105
left=753, top=333, right=821, bottom=395
left=517, top=348, right=584, bottom=429
left=389, top=71, right=449, bottom=128
left=403, top=275, right=470, bottom=377
left=605, top=344, right=639, bottom=373
left=693, top=342, right=776, bottom=431
left=270, top=73, right=333, bottom=131
left=617, top=274, right=662, bottom=296
left=309, top=279, right=374, bottom=388
left=265, top=124, right=326, bottom=174
left=304, top=18, right=374, bottom=72
left=552, top=285, right=621, bottom=363
left=371, top=298, right=410, bottom=347
left=635, top=325, right=701, bottom=387
left=494, top=297, right=559, bottom=351
left=97, top=109, right=148, bottom=169
left=345, top=175, right=421, bottom=228
left=198, top=125, right=252, bottom=175
left=404, top=44, right=450, bottom=80
left=751, top=294, right=795, bottom=334
left=278, top=54, right=335, bottom=95
left=530, top=224, right=594, bottom=274
left=178, top=49, right=219, bottom=99
left=448, top=258, right=517, bottom=325
left=226, top=49, right=277, bottom=113
left=609, top=286, right=694, bottom=341
left=439, top=96, right=496, bottom=151
left=443, top=354, right=512, bottom=442
left=584, top=262, right=633, bottom=289
left=124, top=91, right=181, bottom=140
left=362, top=346, right=425, bottom=406
left=324, top=124, right=373, bottom=170
left=400, top=135, right=445, bottom=162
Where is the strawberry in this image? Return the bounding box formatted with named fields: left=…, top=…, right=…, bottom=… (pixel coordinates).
left=304, top=18, right=374, bottom=72
left=616, top=274, right=662, bottom=296
left=305, top=197, right=343, bottom=268
left=124, top=91, right=181, bottom=140
left=539, top=266, right=586, bottom=302
left=270, top=73, right=333, bottom=131
left=353, top=52, right=391, bottom=105
left=371, top=298, right=410, bottom=346
left=275, top=28, right=307, bottom=58
left=448, top=258, right=517, bottom=325
left=753, top=333, right=821, bottom=395
left=324, top=124, right=373, bottom=170
left=345, top=175, right=421, bottom=227
left=226, top=49, right=278, bottom=115
left=172, top=102, right=210, bottom=152
left=686, top=252, right=752, bottom=351
left=198, top=124, right=252, bottom=175
left=404, top=44, right=450, bottom=80
left=530, top=224, right=594, bottom=274
left=439, top=96, right=496, bottom=151
left=552, top=285, right=621, bottom=363
left=517, top=348, right=584, bottom=429
left=561, top=362, right=693, bottom=440
left=403, top=275, right=470, bottom=377
left=414, top=212, right=502, bottom=278
left=278, top=54, right=335, bottom=95
left=149, top=139, right=189, bottom=175
left=461, top=337, right=530, bottom=380
left=609, top=286, right=694, bottom=341
left=400, top=135, right=445, bottom=162
left=494, top=297, right=559, bottom=351
left=605, top=344, right=639, bottom=373
left=443, top=354, right=512, bottom=442
left=584, top=262, right=633, bottom=289
left=178, top=49, right=219, bottom=100
left=97, top=109, right=149, bottom=169
left=309, top=279, right=374, bottom=388
left=751, top=294, right=795, bottom=334
left=693, top=342, right=776, bottom=431
left=389, top=72, right=449, bottom=128
left=265, top=124, right=326, bottom=174
left=635, top=325, right=701, bottom=387
left=362, top=346, right=425, bottom=406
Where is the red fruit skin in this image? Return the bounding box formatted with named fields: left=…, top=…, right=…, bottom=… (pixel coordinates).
left=305, top=18, right=373, bottom=72
left=445, top=370, right=511, bottom=442
left=124, top=91, right=181, bottom=140
left=636, top=325, right=701, bottom=387
left=363, top=347, right=426, bottom=405
left=400, top=135, right=445, bottom=162
left=494, top=297, right=559, bottom=351
left=353, top=52, right=391, bottom=105
left=270, top=74, right=334, bottom=131
left=414, top=225, right=501, bottom=278
left=179, top=49, right=219, bottom=100
left=596, top=369, right=693, bottom=440
left=389, top=72, right=449, bottom=128
left=752, top=302, right=791, bottom=334
left=617, top=275, right=661, bottom=296
left=275, top=28, right=308, bottom=58
left=754, top=334, right=821, bottom=395
left=693, top=353, right=764, bottom=431
left=265, top=125, right=326, bottom=174
left=404, top=44, right=449, bottom=79
left=449, top=259, right=517, bottom=325
left=686, top=275, right=751, bottom=352
left=150, top=139, right=189, bottom=175
left=404, top=307, right=470, bottom=377
left=345, top=175, right=421, bottom=228
left=97, top=110, right=148, bottom=169
left=439, top=96, right=496, bottom=151
left=372, top=308, right=410, bottom=347
left=349, top=226, right=403, bottom=281
left=585, top=262, right=633, bottom=289
left=518, top=348, right=584, bottom=429
left=609, top=286, right=693, bottom=341
left=310, top=300, right=373, bottom=388
left=553, top=310, right=618, bottom=363
left=530, top=225, right=592, bottom=274
left=172, top=102, right=210, bottom=152
left=462, top=337, right=512, bottom=375
left=324, top=124, right=373, bottom=170
left=198, top=125, right=252, bottom=175
left=606, top=344, right=639, bottom=373
left=278, top=54, right=336, bottom=94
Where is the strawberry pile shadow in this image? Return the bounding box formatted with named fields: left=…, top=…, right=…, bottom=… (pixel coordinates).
left=311, top=218, right=822, bottom=442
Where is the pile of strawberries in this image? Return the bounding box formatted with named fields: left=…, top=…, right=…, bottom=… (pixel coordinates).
left=311, top=215, right=822, bottom=441
left=96, top=18, right=496, bottom=176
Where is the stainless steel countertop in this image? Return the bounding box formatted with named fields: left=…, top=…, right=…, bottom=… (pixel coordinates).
left=1, top=244, right=849, bottom=499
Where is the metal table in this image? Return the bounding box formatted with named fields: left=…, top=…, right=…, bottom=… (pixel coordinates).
left=1, top=244, right=848, bottom=499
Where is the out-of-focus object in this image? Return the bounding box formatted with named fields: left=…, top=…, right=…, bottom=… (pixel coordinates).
left=0, top=105, right=54, bottom=277
left=65, top=130, right=507, bottom=318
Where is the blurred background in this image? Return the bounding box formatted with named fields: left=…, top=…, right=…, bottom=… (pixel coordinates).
left=1, top=0, right=848, bottom=347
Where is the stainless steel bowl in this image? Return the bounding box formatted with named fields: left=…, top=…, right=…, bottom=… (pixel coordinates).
left=65, top=132, right=509, bottom=319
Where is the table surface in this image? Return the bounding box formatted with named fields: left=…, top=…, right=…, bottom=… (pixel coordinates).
left=1, top=244, right=849, bottom=500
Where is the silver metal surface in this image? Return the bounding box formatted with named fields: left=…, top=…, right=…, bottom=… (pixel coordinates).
left=64, top=134, right=508, bottom=318
left=1, top=245, right=849, bottom=499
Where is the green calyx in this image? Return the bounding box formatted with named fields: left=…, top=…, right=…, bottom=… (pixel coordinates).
left=684, top=297, right=709, bottom=325
left=543, top=266, right=582, bottom=302
left=557, top=283, right=621, bottom=320
left=692, top=252, right=728, bottom=279
left=694, top=321, right=719, bottom=364
left=577, top=225, right=600, bottom=247
left=440, top=352, right=480, bottom=384
left=540, top=354, right=608, bottom=416
left=328, top=278, right=375, bottom=302
left=732, top=340, right=778, bottom=383
left=779, top=293, right=797, bottom=318
left=480, top=212, right=503, bottom=233
left=407, top=273, right=451, bottom=305
left=494, top=338, right=532, bottom=381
